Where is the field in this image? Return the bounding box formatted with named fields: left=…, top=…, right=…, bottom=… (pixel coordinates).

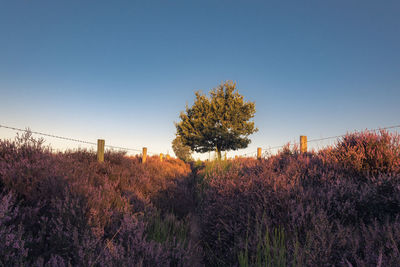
left=1, top=130, right=400, bottom=266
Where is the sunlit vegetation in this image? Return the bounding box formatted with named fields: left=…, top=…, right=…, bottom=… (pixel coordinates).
left=0, top=132, right=197, bottom=266
left=198, top=130, right=400, bottom=266
left=1, top=130, right=399, bottom=266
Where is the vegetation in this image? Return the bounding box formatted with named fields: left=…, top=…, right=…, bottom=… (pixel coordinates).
left=0, top=132, right=197, bottom=266
left=172, top=135, right=193, bottom=162
left=1, top=130, right=400, bottom=266
left=198, top=130, right=400, bottom=266
left=175, top=81, right=258, bottom=160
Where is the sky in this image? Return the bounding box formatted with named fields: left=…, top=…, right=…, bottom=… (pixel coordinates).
left=1, top=0, right=399, bottom=159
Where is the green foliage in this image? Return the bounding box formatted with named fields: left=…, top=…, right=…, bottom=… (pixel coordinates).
left=202, top=159, right=233, bottom=178
left=176, top=81, right=258, bottom=159
left=146, top=211, right=190, bottom=246
left=238, top=226, right=289, bottom=267
left=172, top=135, right=193, bottom=162
left=194, top=159, right=204, bottom=168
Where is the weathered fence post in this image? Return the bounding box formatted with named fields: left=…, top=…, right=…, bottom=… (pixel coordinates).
left=300, top=135, right=307, bottom=153
left=257, top=147, right=262, bottom=159
left=97, top=139, right=105, bottom=163
left=159, top=153, right=164, bottom=162
left=142, top=147, right=147, bottom=163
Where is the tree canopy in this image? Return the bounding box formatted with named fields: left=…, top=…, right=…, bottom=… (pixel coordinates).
left=172, top=135, right=192, bottom=162
left=175, top=81, right=257, bottom=159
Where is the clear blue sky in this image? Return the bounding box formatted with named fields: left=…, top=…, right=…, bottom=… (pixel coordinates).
left=1, top=0, right=399, bottom=159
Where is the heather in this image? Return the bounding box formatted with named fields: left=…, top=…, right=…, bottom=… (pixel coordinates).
left=0, top=132, right=198, bottom=266
left=198, top=130, right=400, bottom=266
left=1, top=130, right=400, bottom=266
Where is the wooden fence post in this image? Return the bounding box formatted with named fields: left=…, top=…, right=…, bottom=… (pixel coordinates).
left=257, top=147, right=262, bottom=160
left=97, top=139, right=105, bottom=163
left=142, top=147, right=147, bottom=163
left=159, top=153, right=164, bottom=162
left=300, top=135, right=307, bottom=153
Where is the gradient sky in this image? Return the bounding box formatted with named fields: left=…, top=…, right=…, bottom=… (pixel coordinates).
left=1, top=0, right=399, bottom=159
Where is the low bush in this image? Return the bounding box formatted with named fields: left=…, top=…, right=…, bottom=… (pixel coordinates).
left=198, top=130, right=400, bottom=266
left=1, top=130, right=399, bottom=266
left=0, top=132, right=197, bottom=266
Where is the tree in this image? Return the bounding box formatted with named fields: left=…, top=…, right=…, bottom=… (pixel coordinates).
left=175, top=81, right=257, bottom=160
left=172, top=135, right=192, bottom=162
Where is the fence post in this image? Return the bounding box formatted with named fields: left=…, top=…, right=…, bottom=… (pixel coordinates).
left=166, top=154, right=170, bottom=160
left=257, top=147, right=262, bottom=159
left=142, top=147, right=147, bottom=163
left=300, top=135, right=307, bottom=153
left=97, top=139, right=105, bottom=163
left=159, top=153, right=164, bottom=162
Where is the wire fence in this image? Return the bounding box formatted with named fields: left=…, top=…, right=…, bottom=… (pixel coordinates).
left=0, top=124, right=157, bottom=155
left=237, top=124, right=400, bottom=158
left=1, top=123, right=400, bottom=159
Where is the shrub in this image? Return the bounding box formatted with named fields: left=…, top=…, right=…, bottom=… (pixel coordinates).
left=0, top=132, right=197, bottom=265
left=198, top=130, right=400, bottom=266
left=0, top=191, right=28, bottom=266
left=2, top=130, right=399, bottom=265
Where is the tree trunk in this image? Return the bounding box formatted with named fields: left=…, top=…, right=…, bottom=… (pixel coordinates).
left=216, top=147, right=222, bottom=161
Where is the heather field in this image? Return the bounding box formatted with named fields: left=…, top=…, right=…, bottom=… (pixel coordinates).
left=1, top=130, right=400, bottom=266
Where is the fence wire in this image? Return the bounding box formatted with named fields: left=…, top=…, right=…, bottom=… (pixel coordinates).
left=2, top=123, right=400, bottom=159
left=0, top=124, right=152, bottom=154
left=262, top=124, right=400, bottom=152
left=236, top=124, right=400, bottom=158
